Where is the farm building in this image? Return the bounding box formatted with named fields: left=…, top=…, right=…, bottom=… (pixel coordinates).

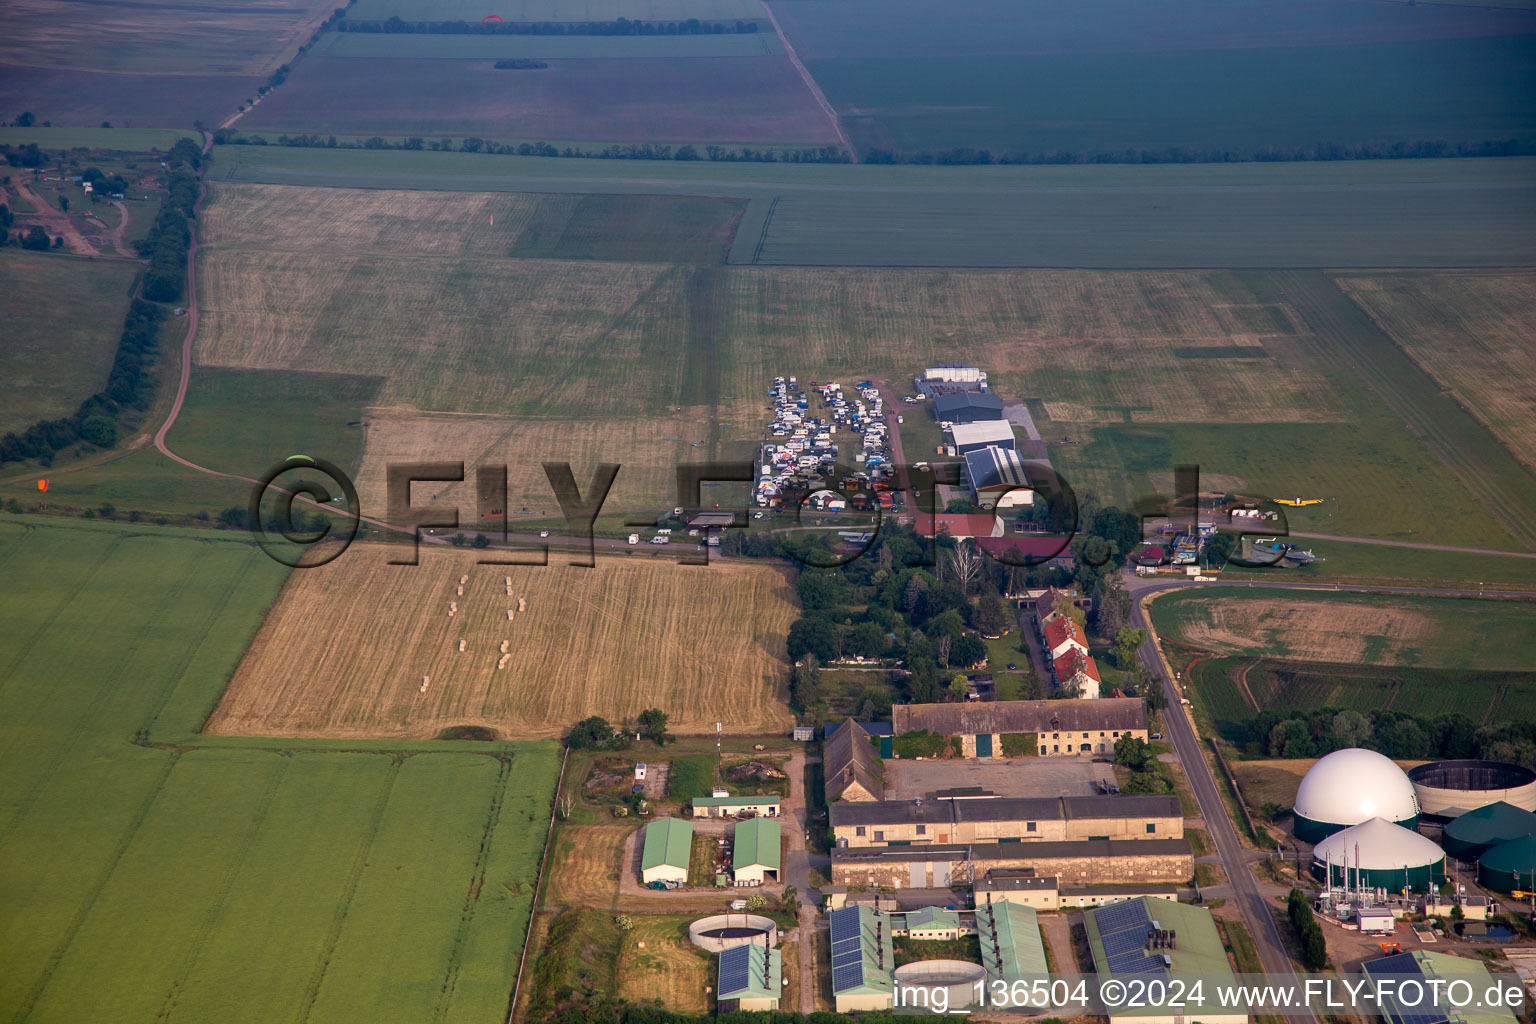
left=1311, top=817, right=1446, bottom=892
left=1085, top=897, right=1246, bottom=1024
left=692, top=795, right=781, bottom=819
left=832, top=837, right=1193, bottom=889
left=716, top=942, right=782, bottom=1012
left=1361, top=950, right=1518, bottom=1024
left=914, top=366, right=988, bottom=398
left=965, top=446, right=1033, bottom=508
left=1441, top=801, right=1536, bottom=860
left=1053, top=649, right=1102, bottom=699
left=973, top=873, right=1061, bottom=910
left=976, top=901, right=1047, bottom=987
left=890, top=698, right=1148, bottom=758
left=829, top=905, right=895, bottom=1012
left=640, top=817, right=693, bottom=886
left=1043, top=616, right=1089, bottom=660
left=916, top=512, right=1005, bottom=541
left=895, top=906, right=966, bottom=940
left=1293, top=748, right=1421, bottom=842
left=825, top=719, right=885, bottom=803
left=831, top=793, right=1182, bottom=848
left=935, top=391, right=1004, bottom=425
left=949, top=420, right=1015, bottom=456
left=732, top=817, right=781, bottom=884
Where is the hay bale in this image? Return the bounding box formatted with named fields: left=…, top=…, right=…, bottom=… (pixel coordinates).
left=517, top=597, right=526, bottom=612
left=499, top=640, right=509, bottom=654
left=460, top=574, right=469, bottom=585
left=506, top=609, right=513, bottom=621
left=458, top=638, right=467, bottom=652
left=456, top=586, right=464, bottom=597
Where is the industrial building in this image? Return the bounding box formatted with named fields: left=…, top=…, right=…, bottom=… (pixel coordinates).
left=1085, top=897, right=1247, bottom=1024
left=965, top=445, right=1033, bottom=508
left=824, top=719, right=885, bottom=803
left=829, top=905, right=896, bottom=1011
left=936, top=390, right=1005, bottom=424
left=916, top=512, right=1006, bottom=541
left=732, top=817, right=781, bottom=885
left=716, top=942, right=782, bottom=1012
left=975, top=901, right=1048, bottom=985
left=831, top=793, right=1182, bottom=848
left=1476, top=834, right=1536, bottom=893
left=1311, top=817, right=1446, bottom=892
left=914, top=366, right=989, bottom=397
left=1293, top=748, right=1421, bottom=842
left=1361, top=950, right=1519, bottom=1024
left=691, top=795, right=781, bottom=819
left=950, top=419, right=1015, bottom=456
left=1441, top=801, right=1536, bottom=860
left=640, top=817, right=693, bottom=886
left=1409, top=760, right=1536, bottom=822
left=830, top=837, right=1193, bottom=889
left=890, top=698, right=1148, bottom=758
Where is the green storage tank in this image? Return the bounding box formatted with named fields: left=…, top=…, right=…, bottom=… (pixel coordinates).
left=1442, top=801, right=1536, bottom=860
left=1476, top=834, right=1536, bottom=894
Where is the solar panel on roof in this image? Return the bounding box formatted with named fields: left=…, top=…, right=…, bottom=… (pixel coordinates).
left=719, top=948, right=753, bottom=995
left=1109, top=952, right=1166, bottom=978
left=1094, top=901, right=1150, bottom=936
left=1370, top=953, right=1421, bottom=975
left=833, top=962, right=865, bottom=992
left=1102, top=929, right=1146, bottom=957
left=832, top=935, right=861, bottom=956
left=830, top=908, right=862, bottom=944
left=832, top=948, right=864, bottom=969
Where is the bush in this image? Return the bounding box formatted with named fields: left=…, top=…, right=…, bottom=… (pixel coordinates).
left=892, top=730, right=951, bottom=759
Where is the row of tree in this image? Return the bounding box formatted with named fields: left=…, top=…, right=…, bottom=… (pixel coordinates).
left=862, top=137, right=1536, bottom=167
left=137, top=139, right=202, bottom=303
left=565, top=710, right=671, bottom=749
left=1246, top=708, right=1536, bottom=771
left=1286, top=888, right=1328, bottom=970
left=337, top=15, right=762, bottom=34
left=212, top=130, right=851, bottom=164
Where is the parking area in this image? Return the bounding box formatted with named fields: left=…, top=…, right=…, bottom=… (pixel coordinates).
left=884, top=756, right=1114, bottom=799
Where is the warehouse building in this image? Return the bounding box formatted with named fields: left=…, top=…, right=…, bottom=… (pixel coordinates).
left=717, top=942, right=782, bottom=1012
left=890, top=698, right=1148, bottom=758
left=831, top=837, right=1193, bottom=889
left=732, top=817, right=781, bottom=884
left=691, top=795, right=781, bottom=819
left=640, top=817, right=693, bottom=886
left=1085, top=897, right=1246, bottom=1024
left=831, top=793, right=1182, bottom=848
left=965, top=445, right=1033, bottom=508
left=936, top=391, right=1005, bottom=424
left=830, top=905, right=896, bottom=1011
left=917, top=512, right=1006, bottom=541
left=976, top=900, right=1048, bottom=986
left=825, top=719, right=885, bottom=803
left=1361, top=950, right=1518, bottom=1024
left=1294, top=748, right=1421, bottom=842
left=950, top=419, right=1015, bottom=456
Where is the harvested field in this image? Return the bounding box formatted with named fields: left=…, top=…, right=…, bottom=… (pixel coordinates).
left=0, top=65, right=260, bottom=128
left=1162, top=598, right=1435, bottom=664
left=206, top=545, right=797, bottom=738
left=617, top=916, right=715, bottom=1013
left=239, top=56, right=840, bottom=144
left=0, top=0, right=333, bottom=73
left=348, top=0, right=764, bottom=19
left=1335, top=271, right=1536, bottom=474
left=546, top=825, right=630, bottom=907
left=308, top=31, right=782, bottom=59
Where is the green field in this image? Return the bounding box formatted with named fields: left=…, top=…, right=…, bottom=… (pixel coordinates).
left=346, top=0, right=763, bottom=21
left=508, top=193, right=745, bottom=262
left=0, top=252, right=142, bottom=435
left=0, top=516, right=561, bottom=1023
left=309, top=30, right=782, bottom=58
left=1217, top=540, right=1536, bottom=592
left=0, top=126, right=198, bottom=152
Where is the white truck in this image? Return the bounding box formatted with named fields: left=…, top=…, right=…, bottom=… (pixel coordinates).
left=628, top=534, right=639, bottom=545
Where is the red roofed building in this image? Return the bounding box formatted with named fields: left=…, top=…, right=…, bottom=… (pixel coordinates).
left=1042, top=616, right=1089, bottom=661
left=916, top=512, right=1004, bottom=540
left=1053, top=648, right=1103, bottom=699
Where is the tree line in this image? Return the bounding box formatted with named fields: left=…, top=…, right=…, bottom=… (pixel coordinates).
left=213, top=130, right=850, bottom=164
left=137, top=139, right=202, bottom=303
left=862, top=137, right=1536, bottom=167
left=335, top=15, right=762, bottom=34
left=1243, top=706, right=1536, bottom=772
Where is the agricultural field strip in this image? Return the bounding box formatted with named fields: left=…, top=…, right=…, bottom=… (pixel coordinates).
left=308, top=31, right=785, bottom=57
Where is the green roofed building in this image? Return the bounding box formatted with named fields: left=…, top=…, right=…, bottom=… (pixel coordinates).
left=829, top=905, right=895, bottom=1012
left=641, top=817, right=692, bottom=886
left=976, top=901, right=1047, bottom=988
left=1443, top=802, right=1536, bottom=861
left=1477, top=834, right=1536, bottom=893
left=899, top=906, right=965, bottom=939
left=733, top=817, right=780, bottom=884
left=1361, top=949, right=1518, bottom=1024
left=718, top=942, right=782, bottom=1011
left=1085, top=897, right=1246, bottom=1024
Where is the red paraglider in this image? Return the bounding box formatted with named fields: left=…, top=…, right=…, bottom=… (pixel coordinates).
left=482, top=14, right=503, bottom=20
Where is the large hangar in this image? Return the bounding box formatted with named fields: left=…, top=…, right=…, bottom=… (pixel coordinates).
left=1408, top=760, right=1536, bottom=822
left=1293, top=748, right=1420, bottom=843
left=1311, top=818, right=1446, bottom=892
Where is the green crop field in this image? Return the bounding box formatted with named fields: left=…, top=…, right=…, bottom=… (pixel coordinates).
left=309, top=30, right=783, bottom=58
left=0, top=252, right=142, bottom=435
left=0, top=515, right=562, bottom=1024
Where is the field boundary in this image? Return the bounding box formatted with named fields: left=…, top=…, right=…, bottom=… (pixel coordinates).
left=508, top=745, right=569, bottom=1024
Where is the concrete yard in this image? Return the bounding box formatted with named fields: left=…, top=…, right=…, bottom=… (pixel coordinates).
left=883, top=755, right=1114, bottom=800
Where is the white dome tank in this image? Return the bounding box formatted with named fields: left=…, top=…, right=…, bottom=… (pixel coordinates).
left=1293, top=748, right=1419, bottom=842
left=1311, top=817, right=1446, bottom=892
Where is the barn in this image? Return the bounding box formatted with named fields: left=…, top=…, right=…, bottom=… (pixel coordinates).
left=640, top=817, right=693, bottom=886
left=732, top=817, right=781, bottom=884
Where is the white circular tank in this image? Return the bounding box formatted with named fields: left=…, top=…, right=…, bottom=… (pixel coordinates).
left=893, top=960, right=987, bottom=1010
left=1294, top=748, right=1419, bottom=842
left=1408, top=760, right=1536, bottom=821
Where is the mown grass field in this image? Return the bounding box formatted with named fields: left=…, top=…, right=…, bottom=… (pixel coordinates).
left=206, top=546, right=798, bottom=738
left=0, top=0, right=333, bottom=73
left=239, top=55, right=838, bottom=144
left=0, top=252, right=141, bottom=435
left=1335, top=271, right=1536, bottom=475
left=0, top=516, right=562, bottom=1024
